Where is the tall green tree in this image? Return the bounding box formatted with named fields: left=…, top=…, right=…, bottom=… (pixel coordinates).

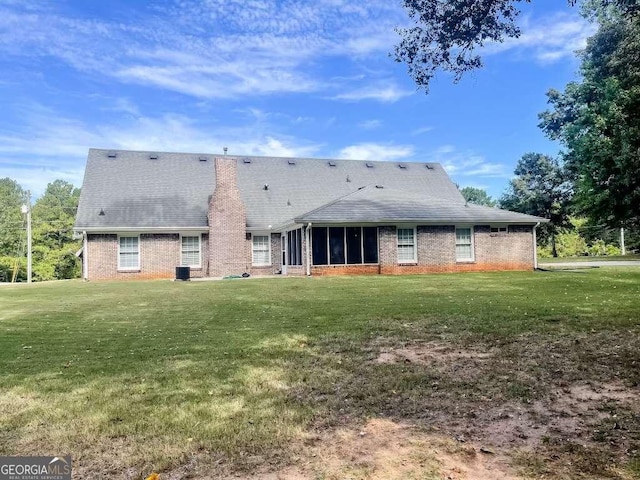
left=0, top=178, right=26, bottom=256
left=394, top=0, right=639, bottom=92
left=32, top=180, right=81, bottom=280
left=461, top=186, right=496, bottom=207
left=500, top=153, right=572, bottom=256
left=539, top=11, right=640, bottom=230
left=0, top=178, right=27, bottom=282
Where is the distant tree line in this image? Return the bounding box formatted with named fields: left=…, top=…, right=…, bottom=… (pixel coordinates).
left=0, top=178, right=81, bottom=282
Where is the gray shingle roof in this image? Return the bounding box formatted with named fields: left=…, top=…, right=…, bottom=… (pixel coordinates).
left=295, top=186, right=548, bottom=224
left=74, top=148, right=545, bottom=231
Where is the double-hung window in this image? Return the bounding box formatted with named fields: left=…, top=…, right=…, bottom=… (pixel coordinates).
left=181, top=235, right=201, bottom=267
left=397, top=228, right=416, bottom=263
left=252, top=235, right=271, bottom=266
left=455, top=227, right=474, bottom=262
left=119, top=236, right=139, bottom=270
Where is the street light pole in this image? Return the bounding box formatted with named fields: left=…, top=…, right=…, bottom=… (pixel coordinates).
left=21, top=191, right=32, bottom=283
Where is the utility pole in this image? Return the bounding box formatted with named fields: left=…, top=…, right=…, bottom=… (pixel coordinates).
left=21, top=191, right=32, bottom=283
left=620, top=227, right=626, bottom=256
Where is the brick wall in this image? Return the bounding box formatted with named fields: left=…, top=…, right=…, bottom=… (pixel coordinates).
left=249, top=233, right=282, bottom=276
left=377, top=225, right=534, bottom=274
left=86, top=233, right=208, bottom=281
left=208, top=157, right=251, bottom=276
left=87, top=224, right=535, bottom=280
left=313, top=224, right=534, bottom=276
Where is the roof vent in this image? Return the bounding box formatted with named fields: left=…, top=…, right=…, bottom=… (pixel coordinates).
left=375, top=185, right=384, bottom=189
left=223, top=147, right=228, bottom=155
left=346, top=175, right=351, bottom=182
left=365, top=162, right=374, bottom=168
left=263, top=184, right=269, bottom=190
left=107, top=151, right=117, bottom=158
left=243, top=158, right=252, bottom=164
left=287, top=199, right=291, bottom=206
left=287, top=159, right=296, bottom=165
left=98, top=208, right=105, bottom=216
left=149, top=154, right=158, bottom=160
left=398, top=163, right=406, bottom=169
left=425, top=163, right=434, bottom=170
left=199, top=156, right=208, bottom=162
left=328, top=161, right=336, bottom=167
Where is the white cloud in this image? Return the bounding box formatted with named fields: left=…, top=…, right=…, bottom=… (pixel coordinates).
left=426, top=145, right=510, bottom=179
left=358, top=119, right=383, bottom=130
left=332, top=83, right=414, bottom=103
left=338, top=143, right=414, bottom=161
left=0, top=1, right=406, bottom=99
left=411, top=125, right=434, bottom=136
left=485, top=12, right=597, bottom=63
left=0, top=104, right=321, bottom=196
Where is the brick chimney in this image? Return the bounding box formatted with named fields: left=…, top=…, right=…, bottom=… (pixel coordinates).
left=208, top=157, right=249, bottom=276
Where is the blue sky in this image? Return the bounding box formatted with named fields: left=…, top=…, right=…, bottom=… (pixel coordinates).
left=0, top=0, right=596, bottom=199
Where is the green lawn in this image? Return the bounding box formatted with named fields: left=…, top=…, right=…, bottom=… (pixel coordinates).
left=1, top=271, right=639, bottom=479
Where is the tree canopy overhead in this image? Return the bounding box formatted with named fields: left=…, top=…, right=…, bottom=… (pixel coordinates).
left=394, top=0, right=639, bottom=92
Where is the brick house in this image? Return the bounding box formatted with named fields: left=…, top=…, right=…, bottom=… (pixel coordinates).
left=74, top=149, right=547, bottom=280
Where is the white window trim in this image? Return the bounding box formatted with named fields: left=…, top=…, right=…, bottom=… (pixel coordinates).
left=180, top=234, right=202, bottom=268
left=118, top=234, right=140, bottom=271
left=455, top=226, right=475, bottom=263
left=397, top=226, right=417, bottom=264
left=252, top=233, right=272, bottom=266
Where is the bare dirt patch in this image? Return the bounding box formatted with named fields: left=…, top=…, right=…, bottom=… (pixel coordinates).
left=375, top=341, right=495, bottom=366
left=251, top=418, right=519, bottom=480
left=373, top=341, right=640, bottom=454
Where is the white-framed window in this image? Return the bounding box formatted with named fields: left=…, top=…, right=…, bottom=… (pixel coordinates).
left=397, top=227, right=416, bottom=263
left=118, top=235, right=140, bottom=270
left=490, top=226, right=508, bottom=233
left=181, top=235, right=201, bottom=267
left=252, top=235, right=271, bottom=266
left=456, top=227, right=474, bottom=262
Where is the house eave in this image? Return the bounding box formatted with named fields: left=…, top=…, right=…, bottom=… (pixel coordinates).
left=293, top=218, right=548, bottom=225
left=75, top=226, right=209, bottom=234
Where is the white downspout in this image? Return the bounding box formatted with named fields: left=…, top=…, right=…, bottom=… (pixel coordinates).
left=305, top=223, right=312, bottom=276
left=533, top=223, right=540, bottom=270
left=83, top=231, right=88, bottom=280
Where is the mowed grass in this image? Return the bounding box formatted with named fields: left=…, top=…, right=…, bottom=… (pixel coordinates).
left=1, top=270, right=639, bottom=478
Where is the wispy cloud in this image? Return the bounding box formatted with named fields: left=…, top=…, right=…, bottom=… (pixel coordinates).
left=0, top=1, right=406, bottom=100
left=0, top=103, right=321, bottom=196
left=358, top=119, right=383, bottom=130
left=411, top=125, right=434, bottom=136
left=426, top=145, right=510, bottom=179
left=338, top=142, right=414, bottom=161
left=332, top=83, right=413, bottom=103
left=486, top=12, right=597, bottom=63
